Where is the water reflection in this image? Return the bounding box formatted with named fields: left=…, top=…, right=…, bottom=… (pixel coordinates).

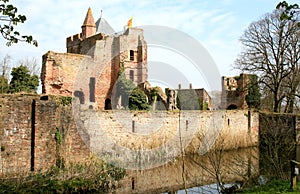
left=116, top=146, right=258, bottom=193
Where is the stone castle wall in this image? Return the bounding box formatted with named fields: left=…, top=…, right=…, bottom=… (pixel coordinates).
left=6, top=94, right=300, bottom=193
left=0, top=95, right=36, bottom=174
left=79, top=109, right=258, bottom=156
left=0, top=95, right=257, bottom=176
left=0, top=94, right=91, bottom=175
left=41, top=51, right=90, bottom=96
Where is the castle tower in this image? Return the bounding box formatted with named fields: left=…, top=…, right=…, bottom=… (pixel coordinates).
left=43, top=8, right=148, bottom=110
left=81, top=8, right=96, bottom=39
left=221, top=73, right=256, bottom=110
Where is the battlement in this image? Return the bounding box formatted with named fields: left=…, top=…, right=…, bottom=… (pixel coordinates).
left=66, top=33, right=82, bottom=53
left=67, top=33, right=82, bottom=42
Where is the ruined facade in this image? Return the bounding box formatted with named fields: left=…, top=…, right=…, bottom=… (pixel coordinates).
left=41, top=8, right=148, bottom=110
left=221, top=73, right=257, bottom=110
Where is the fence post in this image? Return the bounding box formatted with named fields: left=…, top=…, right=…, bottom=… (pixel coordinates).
left=290, top=160, right=300, bottom=191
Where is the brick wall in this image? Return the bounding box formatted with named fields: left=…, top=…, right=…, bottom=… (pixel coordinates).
left=0, top=94, right=37, bottom=174
left=0, top=94, right=91, bottom=176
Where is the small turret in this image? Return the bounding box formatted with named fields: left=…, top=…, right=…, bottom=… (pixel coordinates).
left=81, top=7, right=96, bottom=39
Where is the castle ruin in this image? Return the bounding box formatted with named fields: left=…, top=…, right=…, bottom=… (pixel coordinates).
left=41, top=8, right=256, bottom=111
left=41, top=8, right=147, bottom=110
left=221, top=73, right=256, bottom=110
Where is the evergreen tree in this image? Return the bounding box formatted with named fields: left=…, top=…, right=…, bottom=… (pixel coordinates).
left=9, top=65, right=38, bottom=93
left=129, top=88, right=149, bottom=110
left=245, top=75, right=261, bottom=109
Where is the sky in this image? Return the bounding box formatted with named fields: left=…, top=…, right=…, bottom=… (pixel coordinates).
left=0, top=0, right=294, bottom=91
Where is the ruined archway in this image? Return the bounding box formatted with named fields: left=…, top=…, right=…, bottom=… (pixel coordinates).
left=227, top=104, right=238, bottom=110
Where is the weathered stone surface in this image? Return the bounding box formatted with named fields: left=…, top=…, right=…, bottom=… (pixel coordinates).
left=221, top=73, right=255, bottom=110
left=0, top=94, right=90, bottom=175
left=0, top=94, right=258, bottom=174
left=42, top=27, right=148, bottom=111
left=4, top=94, right=297, bottom=193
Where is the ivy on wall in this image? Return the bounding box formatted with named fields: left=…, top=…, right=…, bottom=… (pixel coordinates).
left=245, top=75, right=261, bottom=109
left=116, top=62, right=149, bottom=110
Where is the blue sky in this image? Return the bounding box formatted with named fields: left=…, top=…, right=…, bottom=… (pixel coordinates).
left=0, top=0, right=293, bottom=91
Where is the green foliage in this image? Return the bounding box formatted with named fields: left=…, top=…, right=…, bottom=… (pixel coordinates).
left=0, top=161, right=126, bottom=193
left=150, top=87, right=159, bottom=101
left=0, top=75, right=8, bottom=93
left=117, top=70, right=135, bottom=97
left=55, top=128, right=62, bottom=145
left=9, top=65, right=39, bottom=93
left=117, top=63, right=149, bottom=110
left=149, top=87, right=160, bottom=110
left=106, top=162, right=126, bottom=181
left=0, top=0, right=38, bottom=46
left=198, top=98, right=208, bottom=110
left=239, top=179, right=300, bottom=193
left=59, top=96, right=72, bottom=106
left=245, top=75, right=261, bottom=109
left=277, top=1, right=300, bottom=27
left=129, top=87, right=149, bottom=110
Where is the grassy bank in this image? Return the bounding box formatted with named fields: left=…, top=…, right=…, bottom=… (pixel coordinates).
left=238, top=179, right=300, bottom=194
left=0, top=161, right=126, bottom=193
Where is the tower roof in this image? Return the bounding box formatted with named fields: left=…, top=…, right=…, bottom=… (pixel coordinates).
left=95, top=11, right=115, bottom=35
left=82, top=7, right=96, bottom=27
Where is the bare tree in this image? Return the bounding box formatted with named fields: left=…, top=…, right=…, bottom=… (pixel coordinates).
left=17, top=57, right=40, bottom=76
left=0, top=54, right=11, bottom=93
left=0, top=54, right=12, bottom=78
left=235, top=8, right=300, bottom=113
left=259, top=113, right=296, bottom=179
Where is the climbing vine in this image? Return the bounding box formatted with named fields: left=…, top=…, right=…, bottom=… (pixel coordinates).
left=55, top=128, right=62, bottom=145
left=245, top=75, right=260, bottom=109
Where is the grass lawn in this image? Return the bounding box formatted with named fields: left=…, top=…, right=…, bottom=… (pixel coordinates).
left=238, top=179, right=300, bottom=194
